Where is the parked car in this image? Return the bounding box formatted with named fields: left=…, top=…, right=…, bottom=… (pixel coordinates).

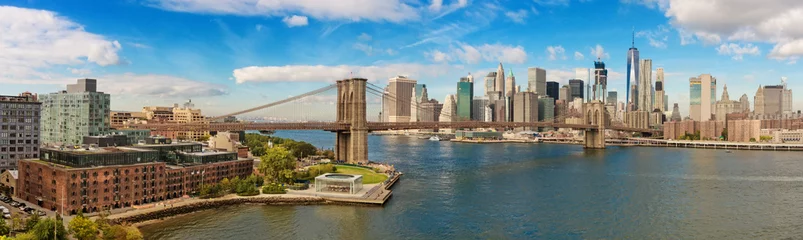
left=2, top=214, right=10, bottom=219
left=10, top=202, right=20, bottom=207
left=37, top=211, right=46, bottom=216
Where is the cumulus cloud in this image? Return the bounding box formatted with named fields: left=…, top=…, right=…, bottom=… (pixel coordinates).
left=353, top=43, right=373, bottom=55
left=574, top=51, right=585, bottom=60
left=430, top=43, right=527, bottom=64
left=636, top=25, right=670, bottom=49
left=148, top=0, right=420, bottom=23
left=546, top=45, right=566, bottom=60
left=0, top=6, right=123, bottom=81
left=99, top=73, right=228, bottom=97
left=505, top=9, right=528, bottom=24
left=358, top=33, right=372, bottom=41
left=232, top=64, right=451, bottom=83
left=282, top=15, right=308, bottom=27
left=716, top=43, right=760, bottom=60
left=427, top=50, right=451, bottom=63
left=69, top=68, right=92, bottom=76
left=625, top=0, right=803, bottom=60
left=590, top=44, right=609, bottom=59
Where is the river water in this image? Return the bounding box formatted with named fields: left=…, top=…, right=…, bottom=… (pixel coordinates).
left=141, top=131, right=803, bottom=239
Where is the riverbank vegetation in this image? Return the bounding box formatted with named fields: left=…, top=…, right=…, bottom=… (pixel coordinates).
left=0, top=211, right=142, bottom=240
left=244, top=133, right=334, bottom=158
left=199, top=175, right=264, bottom=198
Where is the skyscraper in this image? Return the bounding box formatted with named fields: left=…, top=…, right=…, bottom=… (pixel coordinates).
left=740, top=94, right=750, bottom=113
left=485, top=72, right=497, bottom=96
left=385, top=76, right=417, bottom=122
left=688, top=74, right=716, bottom=121
left=528, top=67, right=547, bottom=96
left=626, top=31, right=640, bottom=108
left=0, top=92, right=40, bottom=170
left=655, top=67, right=665, bottom=112
left=440, top=95, right=457, bottom=124
left=513, top=92, right=538, bottom=130
left=495, top=63, right=505, bottom=97
left=607, top=91, right=618, bottom=105
left=472, top=97, right=489, bottom=121
left=546, top=81, right=559, bottom=102
left=638, top=59, right=653, bottom=111
left=41, top=79, right=110, bottom=145
left=559, top=85, right=571, bottom=102
left=782, top=77, right=793, bottom=114
left=569, top=79, right=584, bottom=101
left=456, top=74, right=474, bottom=121
left=505, top=69, right=516, bottom=98
left=593, top=61, right=608, bottom=102
left=671, top=103, right=682, bottom=121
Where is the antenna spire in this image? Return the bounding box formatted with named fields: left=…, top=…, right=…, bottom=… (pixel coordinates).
left=631, top=27, right=635, bottom=48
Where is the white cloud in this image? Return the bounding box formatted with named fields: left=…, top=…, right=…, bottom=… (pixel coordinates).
left=99, top=73, right=227, bottom=97
left=282, top=15, right=308, bottom=27
left=255, top=24, right=264, bottom=31
left=716, top=43, right=760, bottom=60
left=636, top=25, right=670, bottom=49
left=574, top=51, right=584, bottom=60
left=429, top=0, right=444, bottom=11
left=358, top=33, right=372, bottom=41
left=504, top=9, right=528, bottom=24
left=386, top=48, right=397, bottom=55
left=0, top=6, right=123, bottom=82
left=427, top=43, right=527, bottom=64
left=232, top=64, right=451, bottom=83
left=69, top=68, right=92, bottom=76
left=353, top=43, right=373, bottom=55
left=149, top=0, right=419, bottom=23
left=427, top=50, right=451, bottom=63
left=590, top=44, right=610, bottom=59
left=546, top=45, right=566, bottom=60
left=625, top=0, right=803, bottom=59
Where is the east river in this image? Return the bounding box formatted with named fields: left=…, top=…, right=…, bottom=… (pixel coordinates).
left=141, top=130, right=803, bottom=239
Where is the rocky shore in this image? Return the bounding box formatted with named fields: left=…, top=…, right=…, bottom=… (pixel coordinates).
left=110, top=196, right=329, bottom=225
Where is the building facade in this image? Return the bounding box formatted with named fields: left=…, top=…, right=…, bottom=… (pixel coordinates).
left=546, top=81, right=559, bottom=101
left=0, top=92, right=41, bottom=170
left=689, top=74, right=716, bottom=121
left=538, top=97, right=554, bottom=123
left=513, top=92, right=538, bottom=130
left=569, top=79, right=584, bottom=101
left=655, top=67, right=665, bottom=112
left=637, top=59, right=653, bottom=112
left=384, top=76, right=417, bottom=122
left=41, top=79, right=110, bottom=146
left=17, top=141, right=252, bottom=214
left=472, top=97, right=489, bottom=122
left=456, top=76, right=474, bottom=121
left=528, top=67, right=547, bottom=96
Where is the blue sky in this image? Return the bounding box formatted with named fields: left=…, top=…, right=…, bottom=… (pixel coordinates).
left=2, top=0, right=802, bottom=120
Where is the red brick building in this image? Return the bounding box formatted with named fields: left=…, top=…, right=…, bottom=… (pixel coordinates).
left=17, top=142, right=253, bottom=214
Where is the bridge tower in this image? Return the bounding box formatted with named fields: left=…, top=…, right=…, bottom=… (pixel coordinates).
left=336, top=78, right=369, bottom=164
left=583, top=100, right=607, bottom=149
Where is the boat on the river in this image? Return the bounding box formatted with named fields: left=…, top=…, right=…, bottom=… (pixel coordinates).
left=429, top=136, right=441, bottom=141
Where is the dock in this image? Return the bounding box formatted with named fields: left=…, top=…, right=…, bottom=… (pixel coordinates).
left=289, top=171, right=403, bottom=205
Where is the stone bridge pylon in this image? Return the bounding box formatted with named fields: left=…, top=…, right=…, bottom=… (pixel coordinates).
left=583, top=100, right=608, bottom=149
left=335, top=78, right=369, bottom=164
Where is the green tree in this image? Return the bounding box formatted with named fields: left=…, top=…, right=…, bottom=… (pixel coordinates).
left=280, top=140, right=317, bottom=159
left=12, top=232, right=36, bottom=240
left=219, top=178, right=232, bottom=193
left=0, top=218, right=9, bottom=236
left=69, top=214, right=99, bottom=240
left=31, top=218, right=67, bottom=240
left=24, top=214, right=40, bottom=231
left=721, top=128, right=728, bottom=140
left=125, top=226, right=144, bottom=240
left=10, top=214, right=24, bottom=232
left=258, top=147, right=297, bottom=184
left=101, top=224, right=127, bottom=240
left=197, top=134, right=211, bottom=142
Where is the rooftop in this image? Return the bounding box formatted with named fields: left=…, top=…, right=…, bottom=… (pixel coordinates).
left=44, top=146, right=154, bottom=154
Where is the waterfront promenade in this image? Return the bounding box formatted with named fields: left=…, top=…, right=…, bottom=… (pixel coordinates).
left=608, top=138, right=803, bottom=151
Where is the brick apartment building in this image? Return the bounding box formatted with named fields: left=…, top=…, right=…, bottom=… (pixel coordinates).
left=17, top=140, right=252, bottom=214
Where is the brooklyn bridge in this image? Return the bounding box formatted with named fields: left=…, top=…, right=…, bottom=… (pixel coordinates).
left=119, top=78, right=659, bottom=164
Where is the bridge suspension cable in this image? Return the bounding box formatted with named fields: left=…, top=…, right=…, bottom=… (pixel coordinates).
left=208, top=84, right=337, bottom=121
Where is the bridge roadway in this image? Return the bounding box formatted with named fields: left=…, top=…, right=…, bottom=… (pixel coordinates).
left=119, top=121, right=660, bottom=134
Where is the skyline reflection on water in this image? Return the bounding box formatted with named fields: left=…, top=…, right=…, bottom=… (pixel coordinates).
left=141, top=130, right=803, bottom=239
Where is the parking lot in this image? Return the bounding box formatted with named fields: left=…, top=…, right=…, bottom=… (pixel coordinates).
left=0, top=194, right=47, bottom=219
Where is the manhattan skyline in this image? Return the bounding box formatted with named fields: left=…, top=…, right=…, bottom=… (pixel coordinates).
left=2, top=0, right=801, bottom=118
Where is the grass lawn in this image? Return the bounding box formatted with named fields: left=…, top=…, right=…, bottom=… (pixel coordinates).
left=335, top=165, right=388, bottom=184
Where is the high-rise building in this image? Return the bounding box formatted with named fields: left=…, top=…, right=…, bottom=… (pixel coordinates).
left=485, top=72, right=497, bottom=96
left=715, top=84, right=742, bottom=121
left=593, top=61, right=608, bottom=102
left=569, top=79, right=584, bottom=101
left=0, top=92, right=40, bottom=170
left=754, top=86, right=765, bottom=115
left=505, top=70, right=516, bottom=98
left=782, top=77, right=793, bottom=114
left=456, top=75, right=474, bottom=121
left=559, top=85, right=571, bottom=102
left=415, top=84, right=424, bottom=104
left=671, top=103, right=682, bottom=121
left=740, top=94, right=750, bottom=113
left=513, top=92, right=538, bottom=130
left=761, top=85, right=784, bottom=116
left=688, top=74, right=717, bottom=121
left=655, top=67, right=665, bottom=112
left=491, top=99, right=506, bottom=122
left=472, top=97, right=489, bottom=121
left=440, top=95, right=457, bottom=133
left=546, top=81, right=559, bottom=101
left=607, top=91, right=618, bottom=105
left=664, top=94, right=669, bottom=113
left=384, top=76, right=417, bottom=122
left=528, top=67, right=547, bottom=96
left=538, top=96, right=554, bottom=123
left=419, top=99, right=442, bottom=122
left=638, top=59, right=653, bottom=112
left=626, top=32, right=640, bottom=108
left=41, top=79, right=111, bottom=145
left=495, top=63, right=505, bottom=98
left=410, top=87, right=418, bottom=122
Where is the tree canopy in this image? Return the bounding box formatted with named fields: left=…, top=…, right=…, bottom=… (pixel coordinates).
left=258, top=147, right=297, bottom=184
